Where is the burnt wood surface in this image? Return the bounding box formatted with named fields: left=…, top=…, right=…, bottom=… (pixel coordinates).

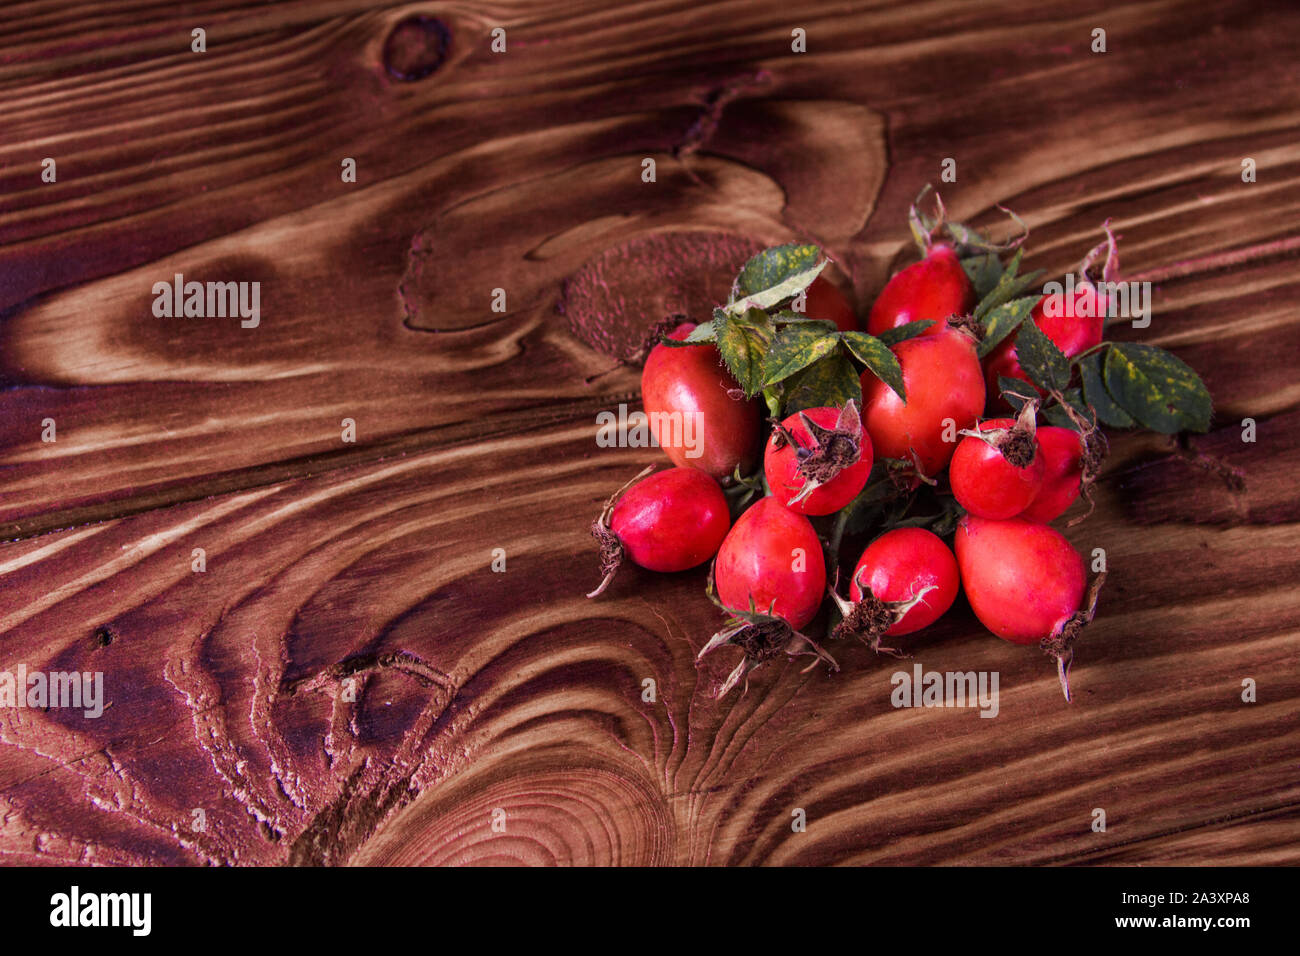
left=1, top=0, right=1298, bottom=865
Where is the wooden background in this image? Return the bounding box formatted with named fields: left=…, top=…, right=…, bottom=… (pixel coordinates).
left=1, top=0, right=1298, bottom=866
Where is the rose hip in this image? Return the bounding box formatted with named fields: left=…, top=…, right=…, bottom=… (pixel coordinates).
left=949, top=404, right=1045, bottom=520
left=802, top=275, right=858, bottom=333
left=715, top=496, right=827, bottom=630
left=641, top=323, right=762, bottom=481
left=587, top=466, right=730, bottom=598
left=764, top=401, right=873, bottom=516
left=1018, top=426, right=1085, bottom=523
left=866, top=244, right=976, bottom=337
left=954, top=514, right=1104, bottom=700
left=847, top=528, right=960, bottom=637
left=861, top=326, right=984, bottom=476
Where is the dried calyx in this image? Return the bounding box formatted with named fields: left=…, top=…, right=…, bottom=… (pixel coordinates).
left=770, top=400, right=863, bottom=505
left=586, top=465, right=654, bottom=599
left=1040, top=571, right=1107, bottom=701
left=909, top=183, right=1028, bottom=257
left=946, top=312, right=984, bottom=341
left=698, top=564, right=838, bottom=699
left=1046, top=389, right=1109, bottom=525
left=1079, top=219, right=1120, bottom=286
left=960, top=399, right=1040, bottom=469
left=827, top=569, right=937, bottom=657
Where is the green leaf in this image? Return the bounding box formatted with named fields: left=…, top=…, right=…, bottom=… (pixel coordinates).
left=842, top=332, right=905, bottom=402
left=781, top=350, right=861, bottom=414
left=762, top=386, right=782, bottom=420
left=998, top=375, right=1040, bottom=412
left=771, top=309, right=840, bottom=331
left=1014, top=319, right=1070, bottom=393
left=763, top=325, right=841, bottom=386
left=715, top=309, right=771, bottom=398
left=977, top=295, right=1039, bottom=358
left=876, top=320, right=934, bottom=346
left=1103, top=343, right=1212, bottom=433
left=658, top=317, right=718, bottom=347
left=1078, top=350, right=1134, bottom=428
left=974, top=249, right=1044, bottom=321
left=961, top=252, right=1005, bottom=301
left=733, top=243, right=827, bottom=313
left=1043, top=389, right=1089, bottom=430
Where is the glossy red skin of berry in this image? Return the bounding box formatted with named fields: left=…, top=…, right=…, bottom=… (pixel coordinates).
left=983, top=283, right=1108, bottom=409
left=949, top=418, right=1046, bottom=520
left=866, top=244, right=976, bottom=338
left=860, top=328, right=984, bottom=476
left=1018, top=426, right=1084, bottom=523
left=802, top=276, right=858, bottom=333
left=642, top=323, right=762, bottom=481
left=954, top=515, right=1086, bottom=645
left=849, top=528, right=960, bottom=636
left=715, top=497, right=826, bottom=630
left=610, top=468, right=730, bottom=572
left=763, top=406, right=874, bottom=516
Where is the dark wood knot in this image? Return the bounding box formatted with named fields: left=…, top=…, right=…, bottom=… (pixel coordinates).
left=383, top=15, right=450, bottom=81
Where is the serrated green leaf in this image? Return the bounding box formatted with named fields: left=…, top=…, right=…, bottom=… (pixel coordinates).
left=961, top=252, right=1005, bottom=301
left=763, top=325, right=841, bottom=386
left=1015, top=319, right=1071, bottom=393
left=1079, top=350, right=1134, bottom=428
left=659, top=318, right=718, bottom=347
left=781, top=350, right=861, bottom=414
left=715, top=310, right=771, bottom=398
left=977, top=295, right=1039, bottom=358
left=842, top=332, right=905, bottom=402
left=876, top=320, right=934, bottom=346
left=974, top=248, right=1045, bottom=321
left=734, top=243, right=827, bottom=314
left=998, top=375, right=1040, bottom=412
left=1103, top=343, right=1212, bottom=433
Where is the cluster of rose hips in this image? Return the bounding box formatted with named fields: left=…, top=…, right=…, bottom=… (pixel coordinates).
left=588, top=195, right=1173, bottom=702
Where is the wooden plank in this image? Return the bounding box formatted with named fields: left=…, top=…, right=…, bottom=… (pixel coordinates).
left=1, top=424, right=1297, bottom=864
left=0, top=0, right=1298, bottom=865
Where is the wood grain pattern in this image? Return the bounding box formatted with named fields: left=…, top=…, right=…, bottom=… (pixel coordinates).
left=1, top=0, right=1298, bottom=866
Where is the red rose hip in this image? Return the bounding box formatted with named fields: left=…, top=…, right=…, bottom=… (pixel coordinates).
left=764, top=401, right=874, bottom=515
left=955, top=514, right=1103, bottom=700
left=1018, top=426, right=1085, bottom=523
left=848, top=528, right=960, bottom=636
left=714, top=496, right=826, bottom=630
left=866, top=243, right=976, bottom=338
left=587, top=466, right=730, bottom=597
left=801, top=275, right=858, bottom=333
left=641, top=323, right=762, bottom=481
left=949, top=405, right=1046, bottom=520
left=861, top=327, right=984, bottom=476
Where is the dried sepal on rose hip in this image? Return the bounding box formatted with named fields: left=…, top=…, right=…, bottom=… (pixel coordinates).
left=1039, top=570, right=1107, bottom=702
left=587, top=465, right=730, bottom=598
left=827, top=571, right=937, bottom=658
left=764, top=399, right=874, bottom=515
left=698, top=563, right=838, bottom=700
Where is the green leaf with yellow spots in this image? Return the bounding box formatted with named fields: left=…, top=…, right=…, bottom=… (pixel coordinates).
left=1104, top=343, right=1211, bottom=433
left=733, top=243, right=827, bottom=312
